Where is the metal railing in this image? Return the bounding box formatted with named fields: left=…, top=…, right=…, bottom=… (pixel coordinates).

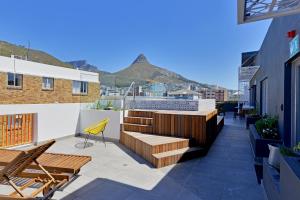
left=122, top=81, right=135, bottom=121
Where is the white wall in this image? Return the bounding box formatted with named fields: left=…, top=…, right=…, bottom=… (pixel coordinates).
left=0, top=103, right=81, bottom=142
left=78, top=110, right=121, bottom=140
left=0, top=56, right=99, bottom=83
left=198, top=99, right=216, bottom=111
left=0, top=104, right=122, bottom=144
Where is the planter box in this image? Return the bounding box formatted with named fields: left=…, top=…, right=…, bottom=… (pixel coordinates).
left=280, top=155, right=300, bottom=200
left=263, top=158, right=280, bottom=200
left=246, top=115, right=261, bottom=129
left=249, top=124, right=282, bottom=158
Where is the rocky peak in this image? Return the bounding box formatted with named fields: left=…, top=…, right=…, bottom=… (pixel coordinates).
left=131, top=54, right=149, bottom=65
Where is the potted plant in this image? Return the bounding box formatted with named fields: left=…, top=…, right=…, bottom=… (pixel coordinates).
left=249, top=116, right=282, bottom=158
left=245, top=108, right=261, bottom=129
left=268, top=143, right=281, bottom=169
left=293, top=142, right=300, bottom=156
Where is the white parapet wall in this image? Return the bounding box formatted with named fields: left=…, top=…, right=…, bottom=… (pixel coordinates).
left=0, top=55, right=99, bottom=83
left=0, top=103, right=81, bottom=142
left=78, top=110, right=121, bottom=140
left=128, top=98, right=216, bottom=111
left=198, top=99, right=216, bottom=111
left=129, top=99, right=199, bottom=111
left=0, top=104, right=122, bottom=144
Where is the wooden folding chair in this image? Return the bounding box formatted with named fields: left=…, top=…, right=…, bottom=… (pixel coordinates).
left=0, top=140, right=68, bottom=199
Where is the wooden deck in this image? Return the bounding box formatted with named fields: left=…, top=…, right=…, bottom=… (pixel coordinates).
left=120, top=131, right=203, bottom=168
left=121, top=109, right=221, bottom=168
left=124, top=109, right=218, bottom=146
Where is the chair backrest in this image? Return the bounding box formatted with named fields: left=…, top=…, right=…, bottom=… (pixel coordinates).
left=1, top=140, right=55, bottom=179
left=84, top=118, right=109, bottom=135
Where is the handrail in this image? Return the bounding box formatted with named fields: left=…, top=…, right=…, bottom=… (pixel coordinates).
left=122, top=81, right=135, bottom=126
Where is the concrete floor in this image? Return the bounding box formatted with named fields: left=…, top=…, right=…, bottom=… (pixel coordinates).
left=0, top=113, right=265, bottom=200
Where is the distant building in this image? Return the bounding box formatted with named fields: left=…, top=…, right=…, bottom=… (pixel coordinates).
left=201, top=88, right=228, bottom=102
left=188, top=84, right=197, bottom=91
left=134, top=86, right=144, bottom=96
left=215, top=89, right=228, bottom=102
left=168, top=89, right=200, bottom=100
left=149, top=83, right=167, bottom=97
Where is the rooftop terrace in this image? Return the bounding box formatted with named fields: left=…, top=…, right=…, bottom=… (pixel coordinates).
left=0, top=113, right=265, bottom=200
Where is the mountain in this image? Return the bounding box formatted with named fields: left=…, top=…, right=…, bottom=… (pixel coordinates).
left=69, top=54, right=211, bottom=88
left=0, top=40, right=72, bottom=68
left=0, top=40, right=222, bottom=90
left=67, top=60, right=99, bottom=72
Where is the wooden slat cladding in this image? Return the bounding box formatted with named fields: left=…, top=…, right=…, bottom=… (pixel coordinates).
left=120, top=131, right=191, bottom=167
left=0, top=114, right=34, bottom=148
left=124, top=117, right=153, bottom=125
left=151, top=110, right=218, bottom=146
left=128, top=110, right=154, bottom=118
left=123, top=123, right=153, bottom=133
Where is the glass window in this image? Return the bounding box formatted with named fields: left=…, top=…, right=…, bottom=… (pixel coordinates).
left=73, top=81, right=88, bottom=95
left=7, top=73, right=22, bottom=88
left=80, top=81, right=88, bottom=94
left=42, top=77, right=54, bottom=90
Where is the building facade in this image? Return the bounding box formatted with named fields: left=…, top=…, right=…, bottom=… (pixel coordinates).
left=201, top=89, right=228, bottom=102
left=0, top=55, right=100, bottom=147
left=249, top=14, right=300, bottom=147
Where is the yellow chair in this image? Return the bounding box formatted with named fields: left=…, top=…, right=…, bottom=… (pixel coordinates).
left=83, top=118, right=109, bottom=148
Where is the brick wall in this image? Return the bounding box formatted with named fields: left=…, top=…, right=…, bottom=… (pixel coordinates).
left=0, top=72, right=100, bottom=104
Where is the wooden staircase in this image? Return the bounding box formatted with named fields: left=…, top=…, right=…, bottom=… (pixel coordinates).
left=120, top=110, right=205, bottom=168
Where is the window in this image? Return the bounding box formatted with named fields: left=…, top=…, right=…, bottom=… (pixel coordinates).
left=7, top=73, right=22, bottom=88
left=73, top=81, right=88, bottom=95
left=42, top=77, right=54, bottom=90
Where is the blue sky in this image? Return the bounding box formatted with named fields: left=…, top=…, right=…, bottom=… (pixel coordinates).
left=0, top=0, right=270, bottom=89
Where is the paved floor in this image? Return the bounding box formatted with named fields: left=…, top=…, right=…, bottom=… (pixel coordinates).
left=0, top=114, right=265, bottom=200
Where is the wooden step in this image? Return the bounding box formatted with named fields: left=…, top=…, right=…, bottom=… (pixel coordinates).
left=152, top=147, right=205, bottom=168
left=124, top=117, right=153, bottom=125
left=123, top=123, right=153, bottom=133
left=128, top=110, right=154, bottom=118
left=120, top=131, right=190, bottom=167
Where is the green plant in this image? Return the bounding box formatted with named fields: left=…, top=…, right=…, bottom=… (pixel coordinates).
left=280, top=146, right=298, bottom=157
left=255, top=119, right=265, bottom=134
left=106, top=101, right=113, bottom=108
left=293, top=142, right=300, bottom=153
left=255, top=116, right=280, bottom=140
left=248, top=109, right=258, bottom=116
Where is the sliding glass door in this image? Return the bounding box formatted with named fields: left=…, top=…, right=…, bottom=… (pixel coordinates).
left=291, top=64, right=300, bottom=146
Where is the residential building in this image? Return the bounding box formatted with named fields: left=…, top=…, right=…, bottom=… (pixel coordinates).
left=149, top=82, right=167, bottom=97
left=168, top=89, right=200, bottom=100
left=201, top=88, right=228, bottom=102
left=249, top=13, right=300, bottom=147
left=215, top=89, right=228, bottom=102
left=0, top=55, right=100, bottom=146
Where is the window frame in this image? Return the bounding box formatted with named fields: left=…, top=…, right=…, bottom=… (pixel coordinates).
left=42, top=77, right=54, bottom=91
left=7, top=73, right=23, bottom=89
left=72, top=80, right=88, bottom=95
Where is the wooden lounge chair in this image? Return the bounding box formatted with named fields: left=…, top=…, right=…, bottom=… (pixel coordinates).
left=0, top=149, right=91, bottom=174
left=0, top=140, right=66, bottom=199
